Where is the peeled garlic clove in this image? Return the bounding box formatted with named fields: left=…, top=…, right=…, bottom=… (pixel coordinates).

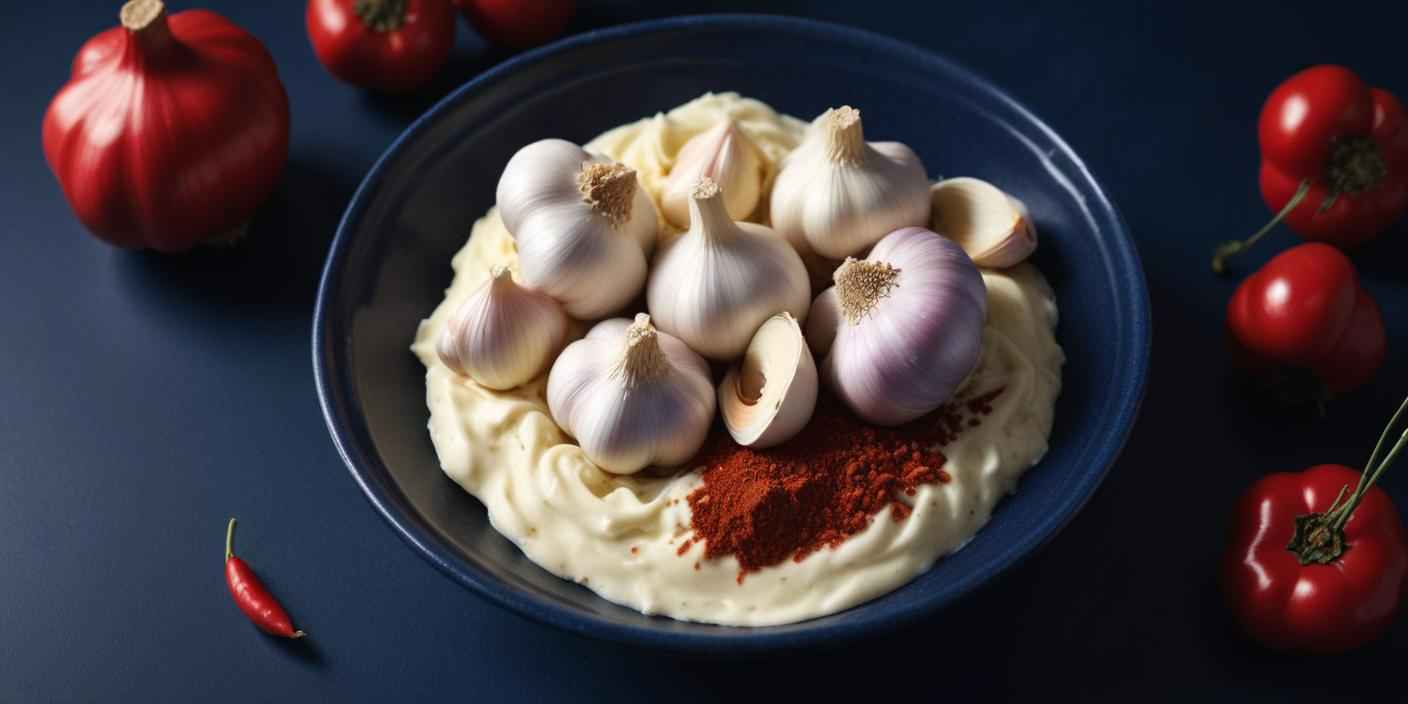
left=437, top=267, right=569, bottom=390
left=547, top=313, right=715, bottom=475
left=769, top=106, right=931, bottom=259
left=496, top=139, right=658, bottom=319
left=930, top=177, right=1037, bottom=268
left=719, top=313, right=818, bottom=448
left=647, top=177, right=811, bottom=361
left=817, top=227, right=987, bottom=426
left=660, top=119, right=764, bottom=229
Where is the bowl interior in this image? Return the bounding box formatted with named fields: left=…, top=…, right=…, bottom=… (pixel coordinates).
left=314, top=16, right=1149, bottom=651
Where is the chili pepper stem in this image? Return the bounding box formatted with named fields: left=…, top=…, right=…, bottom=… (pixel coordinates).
left=1288, top=395, right=1408, bottom=564
left=1211, top=179, right=1311, bottom=274
left=226, top=517, right=236, bottom=561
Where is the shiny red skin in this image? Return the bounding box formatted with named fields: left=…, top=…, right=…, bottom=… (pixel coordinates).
left=226, top=556, right=301, bottom=638
left=1226, top=243, right=1386, bottom=394
left=455, top=0, right=573, bottom=49
left=1224, top=465, right=1408, bottom=652
left=307, top=0, right=455, bottom=93
left=42, top=8, right=289, bottom=252
left=1259, top=65, right=1408, bottom=247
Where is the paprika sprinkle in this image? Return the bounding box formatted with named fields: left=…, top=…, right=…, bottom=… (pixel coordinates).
left=681, top=388, right=1004, bottom=582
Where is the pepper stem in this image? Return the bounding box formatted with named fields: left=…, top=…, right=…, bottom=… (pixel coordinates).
left=354, top=0, right=409, bottom=32
left=1287, top=395, right=1408, bottom=565
left=1210, top=180, right=1310, bottom=274
left=226, top=517, right=237, bottom=562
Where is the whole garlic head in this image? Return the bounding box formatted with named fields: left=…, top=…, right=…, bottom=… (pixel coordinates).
left=547, top=313, right=715, bottom=475
left=647, top=177, right=811, bottom=361
left=660, top=119, right=764, bottom=229
left=930, top=177, right=1037, bottom=268
left=719, top=312, right=818, bottom=448
left=437, top=266, right=569, bottom=390
left=810, top=227, right=987, bottom=426
left=496, top=139, right=659, bottom=320
left=770, top=106, right=931, bottom=259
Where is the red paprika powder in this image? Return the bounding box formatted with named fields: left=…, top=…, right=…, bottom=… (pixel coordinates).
left=681, top=387, right=1004, bottom=582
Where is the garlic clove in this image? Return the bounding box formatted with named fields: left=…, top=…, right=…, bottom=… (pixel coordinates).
left=929, top=177, right=1037, bottom=268
left=647, top=177, right=811, bottom=361
left=547, top=313, right=714, bottom=475
left=769, top=106, right=931, bottom=260
left=719, top=312, right=818, bottom=448
left=437, top=266, right=569, bottom=390
left=496, top=139, right=657, bottom=319
left=660, top=119, right=764, bottom=229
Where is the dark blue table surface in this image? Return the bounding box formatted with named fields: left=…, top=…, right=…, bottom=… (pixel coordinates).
left=6, top=1, right=1408, bottom=700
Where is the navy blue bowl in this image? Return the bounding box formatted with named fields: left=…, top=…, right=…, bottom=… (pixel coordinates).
left=313, top=14, right=1150, bottom=652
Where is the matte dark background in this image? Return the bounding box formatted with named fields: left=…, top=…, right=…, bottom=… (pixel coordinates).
left=5, top=0, right=1408, bottom=700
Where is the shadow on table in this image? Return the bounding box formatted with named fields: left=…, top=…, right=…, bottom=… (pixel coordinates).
left=112, top=158, right=355, bottom=326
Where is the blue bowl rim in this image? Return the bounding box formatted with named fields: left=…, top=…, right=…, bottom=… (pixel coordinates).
left=312, top=12, right=1152, bottom=653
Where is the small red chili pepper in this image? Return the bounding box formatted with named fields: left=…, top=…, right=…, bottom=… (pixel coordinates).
left=225, top=518, right=305, bottom=639
left=1223, top=397, right=1408, bottom=652
left=1212, top=65, right=1408, bottom=273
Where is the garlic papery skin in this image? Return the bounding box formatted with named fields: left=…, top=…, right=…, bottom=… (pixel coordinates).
left=546, top=313, right=715, bottom=475
left=646, top=178, right=811, bottom=361
left=496, top=139, right=659, bottom=319
left=660, top=119, right=764, bottom=229
left=769, top=106, right=931, bottom=259
left=719, top=312, right=818, bottom=448
left=436, top=266, right=569, bottom=390
left=811, top=227, right=987, bottom=426
left=930, top=177, right=1037, bottom=268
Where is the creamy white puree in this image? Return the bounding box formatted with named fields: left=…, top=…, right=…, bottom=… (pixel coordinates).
left=411, top=93, right=1064, bottom=626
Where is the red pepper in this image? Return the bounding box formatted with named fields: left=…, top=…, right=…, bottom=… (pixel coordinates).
left=306, top=0, right=456, bottom=93
left=454, top=0, right=573, bottom=49
left=42, top=0, right=289, bottom=251
left=225, top=519, right=304, bottom=639
left=1223, top=399, right=1408, bottom=652
left=1226, top=243, right=1385, bottom=397
left=1212, top=65, right=1408, bottom=273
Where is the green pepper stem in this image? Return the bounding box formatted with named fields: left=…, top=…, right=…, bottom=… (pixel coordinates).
left=1327, top=396, right=1408, bottom=532
left=1211, top=179, right=1311, bottom=274
left=225, top=517, right=236, bottom=562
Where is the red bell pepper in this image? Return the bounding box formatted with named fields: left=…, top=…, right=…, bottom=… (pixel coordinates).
left=1224, top=400, right=1408, bottom=652
left=1213, top=66, right=1408, bottom=272
left=1226, top=243, right=1386, bottom=397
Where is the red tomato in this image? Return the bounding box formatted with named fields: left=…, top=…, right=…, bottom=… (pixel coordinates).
left=307, top=0, right=456, bottom=93
left=1226, top=243, right=1385, bottom=394
left=1224, top=465, right=1408, bottom=652
left=1258, top=66, right=1408, bottom=247
left=455, top=0, right=573, bottom=49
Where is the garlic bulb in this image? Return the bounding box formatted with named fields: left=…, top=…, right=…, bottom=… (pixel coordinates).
left=810, top=227, right=987, bottom=426
left=719, top=312, right=818, bottom=448
left=930, top=177, right=1037, bottom=268
left=496, top=139, right=658, bottom=319
left=660, top=119, right=764, bottom=229
left=437, top=266, right=569, bottom=390
left=646, top=178, right=810, bottom=361
left=546, top=313, right=714, bottom=475
left=769, top=106, right=930, bottom=259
